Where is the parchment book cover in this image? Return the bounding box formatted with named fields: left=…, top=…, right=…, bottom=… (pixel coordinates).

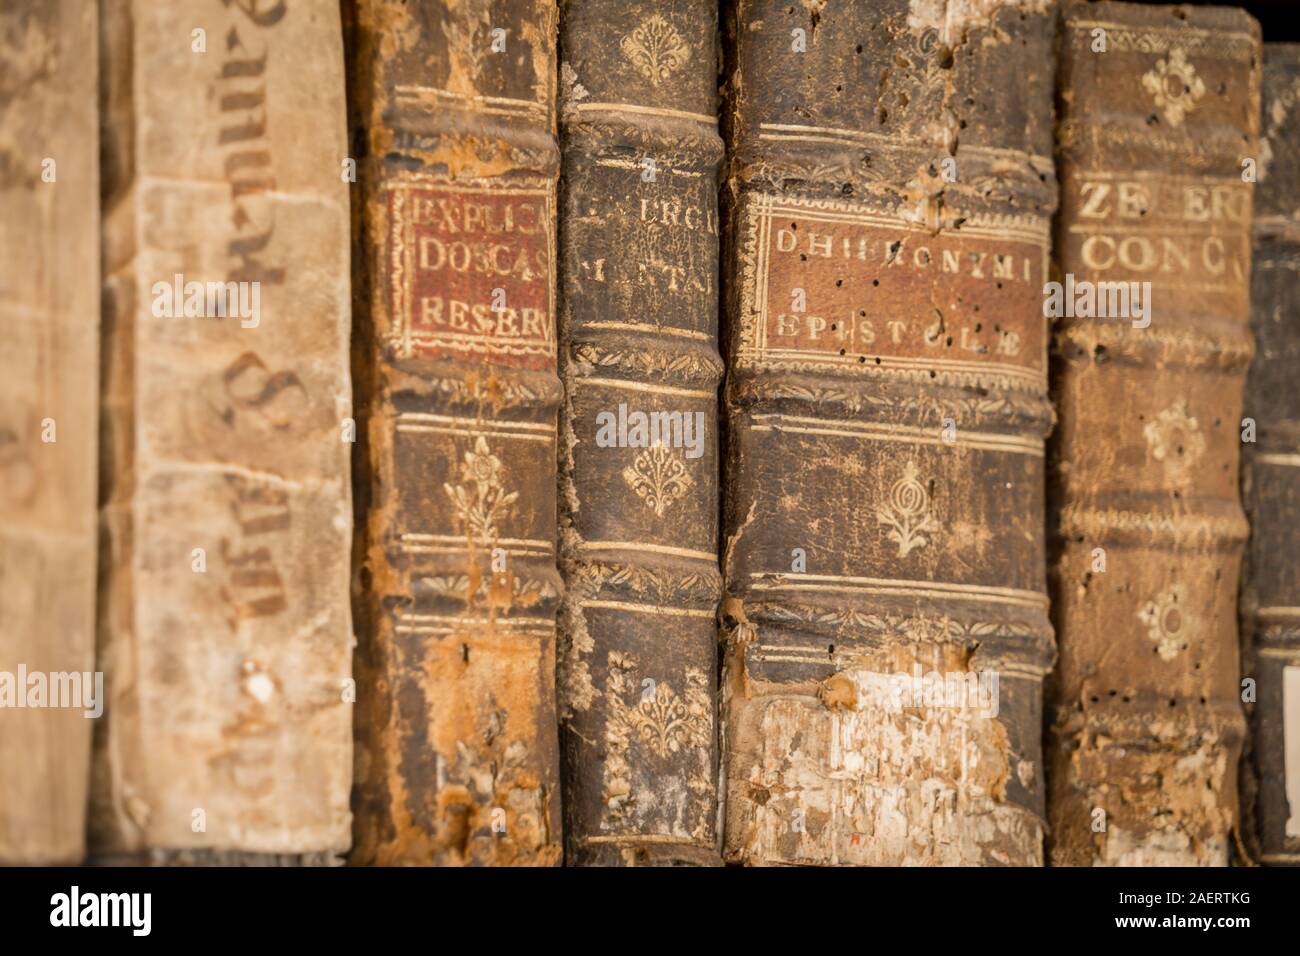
left=93, top=0, right=354, bottom=862
left=0, top=0, right=101, bottom=865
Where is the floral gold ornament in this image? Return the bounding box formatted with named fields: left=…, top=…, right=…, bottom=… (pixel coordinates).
left=1143, top=400, right=1206, bottom=485
left=620, top=15, right=690, bottom=87
left=443, top=435, right=519, bottom=542
left=610, top=666, right=711, bottom=761
left=622, top=443, right=693, bottom=516
left=1137, top=584, right=1189, bottom=661
left=1141, top=47, right=1205, bottom=127
left=876, top=460, right=940, bottom=558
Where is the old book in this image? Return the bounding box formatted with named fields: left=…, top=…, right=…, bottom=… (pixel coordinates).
left=1047, top=1, right=1259, bottom=866
left=555, top=0, right=724, bottom=866
left=0, top=0, right=100, bottom=865
left=92, top=0, right=354, bottom=862
left=1242, top=44, right=1300, bottom=867
left=347, top=0, right=563, bottom=866
left=719, top=0, right=1058, bottom=865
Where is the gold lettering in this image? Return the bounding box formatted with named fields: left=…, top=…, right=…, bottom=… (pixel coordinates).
left=1117, top=182, right=1148, bottom=218
left=1079, top=182, right=1110, bottom=219
left=1202, top=236, right=1226, bottom=275
left=420, top=296, right=442, bottom=326
left=807, top=233, right=832, bottom=257
left=1081, top=235, right=1116, bottom=270
left=419, top=236, right=445, bottom=270
left=1118, top=236, right=1155, bottom=271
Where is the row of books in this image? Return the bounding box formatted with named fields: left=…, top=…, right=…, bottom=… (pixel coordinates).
left=1, top=0, right=1296, bottom=866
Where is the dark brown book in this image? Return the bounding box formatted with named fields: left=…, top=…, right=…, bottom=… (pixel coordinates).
left=1047, top=1, right=1259, bottom=866
left=1242, top=43, right=1300, bottom=867
left=0, top=0, right=100, bottom=864
left=719, top=0, right=1058, bottom=865
left=555, top=0, right=724, bottom=866
left=347, top=0, right=564, bottom=866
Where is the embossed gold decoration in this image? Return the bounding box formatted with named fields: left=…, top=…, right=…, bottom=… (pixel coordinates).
left=602, top=658, right=713, bottom=831
left=876, top=460, right=940, bottom=558
left=1137, top=584, right=1189, bottom=661
left=619, top=15, right=690, bottom=87
left=1141, top=47, right=1205, bottom=127
left=609, top=664, right=711, bottom=761
left=1143, top=400, right=1207, bottom=485
left=443, top=435, right=519, bottom=541
left=622, top=443, right=693, bottom=516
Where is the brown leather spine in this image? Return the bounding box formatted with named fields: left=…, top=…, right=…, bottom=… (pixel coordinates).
left=1047, top=1, right=1260, bottom=866
left=556, top=0, right=724, bottom=866
left=720, top=0, right=1058, bottom=866
left=0, top=0, right=100, bottom=864
left=348, top=0, right=563, bottom=866
left=1242, top=43, right=1300, bottom=867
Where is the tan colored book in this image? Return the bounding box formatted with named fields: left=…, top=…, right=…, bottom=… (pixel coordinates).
left=0, top=0, right=101, bottom=865
left=92, top=0, right=354, bottom=862
left=1047, top=0, right=1259, bottom=866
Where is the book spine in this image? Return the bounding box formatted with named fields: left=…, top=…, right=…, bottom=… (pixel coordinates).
left=348, top=0, right=564, bottom=866
left=556, top=0, right=724, bottom=866
left=91, top=0, right=354, bottom=861
left=1243, top=44, right=1300, bottom=867
left=1047, top=1, right=1259, bottom=866
left=720, top=0, right=1057, bottom=866
left=0, top=0, right=100, bottom=865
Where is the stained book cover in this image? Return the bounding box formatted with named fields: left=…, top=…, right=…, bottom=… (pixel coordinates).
left=1047, top=1, right=1260, bottom=866
left=1242, top=43, right=1300, bottom=867
left=347, top=0, right=564, bottom=865
left=0, top=0, right=101, bottom=864
left=555, top=0, right=724, bottom=866
left=92, top=0, right=354, bottom=861
left=719, top=0, right=1058, bottom=865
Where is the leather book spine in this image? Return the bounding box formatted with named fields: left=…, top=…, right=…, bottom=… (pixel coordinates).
left=1047, top=0, right=1259, bottom=866
left=1242, top=43, right=1300, bottom=867
left=555, top=0, right=724, bottom=866
left=720, top=0, right=1058, bottom=865
left=347, top=0, right=564, bottom=866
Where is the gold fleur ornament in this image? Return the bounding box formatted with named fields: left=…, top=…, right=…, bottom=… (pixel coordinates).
left=1138, top=584, right=1189, bottom=661
left=1143, top=400, right=1207, bottom=486
left=612, top=669, right=711, bottom=761
left=443, top=436, right=518, bottom=542
left=1141, top=47, right=1205, bottom=127
left=622, top=444, right=693, bottom=517
left=620, top=15, right=690, bottom=87
left=876, top=460, right=940, bottom=558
